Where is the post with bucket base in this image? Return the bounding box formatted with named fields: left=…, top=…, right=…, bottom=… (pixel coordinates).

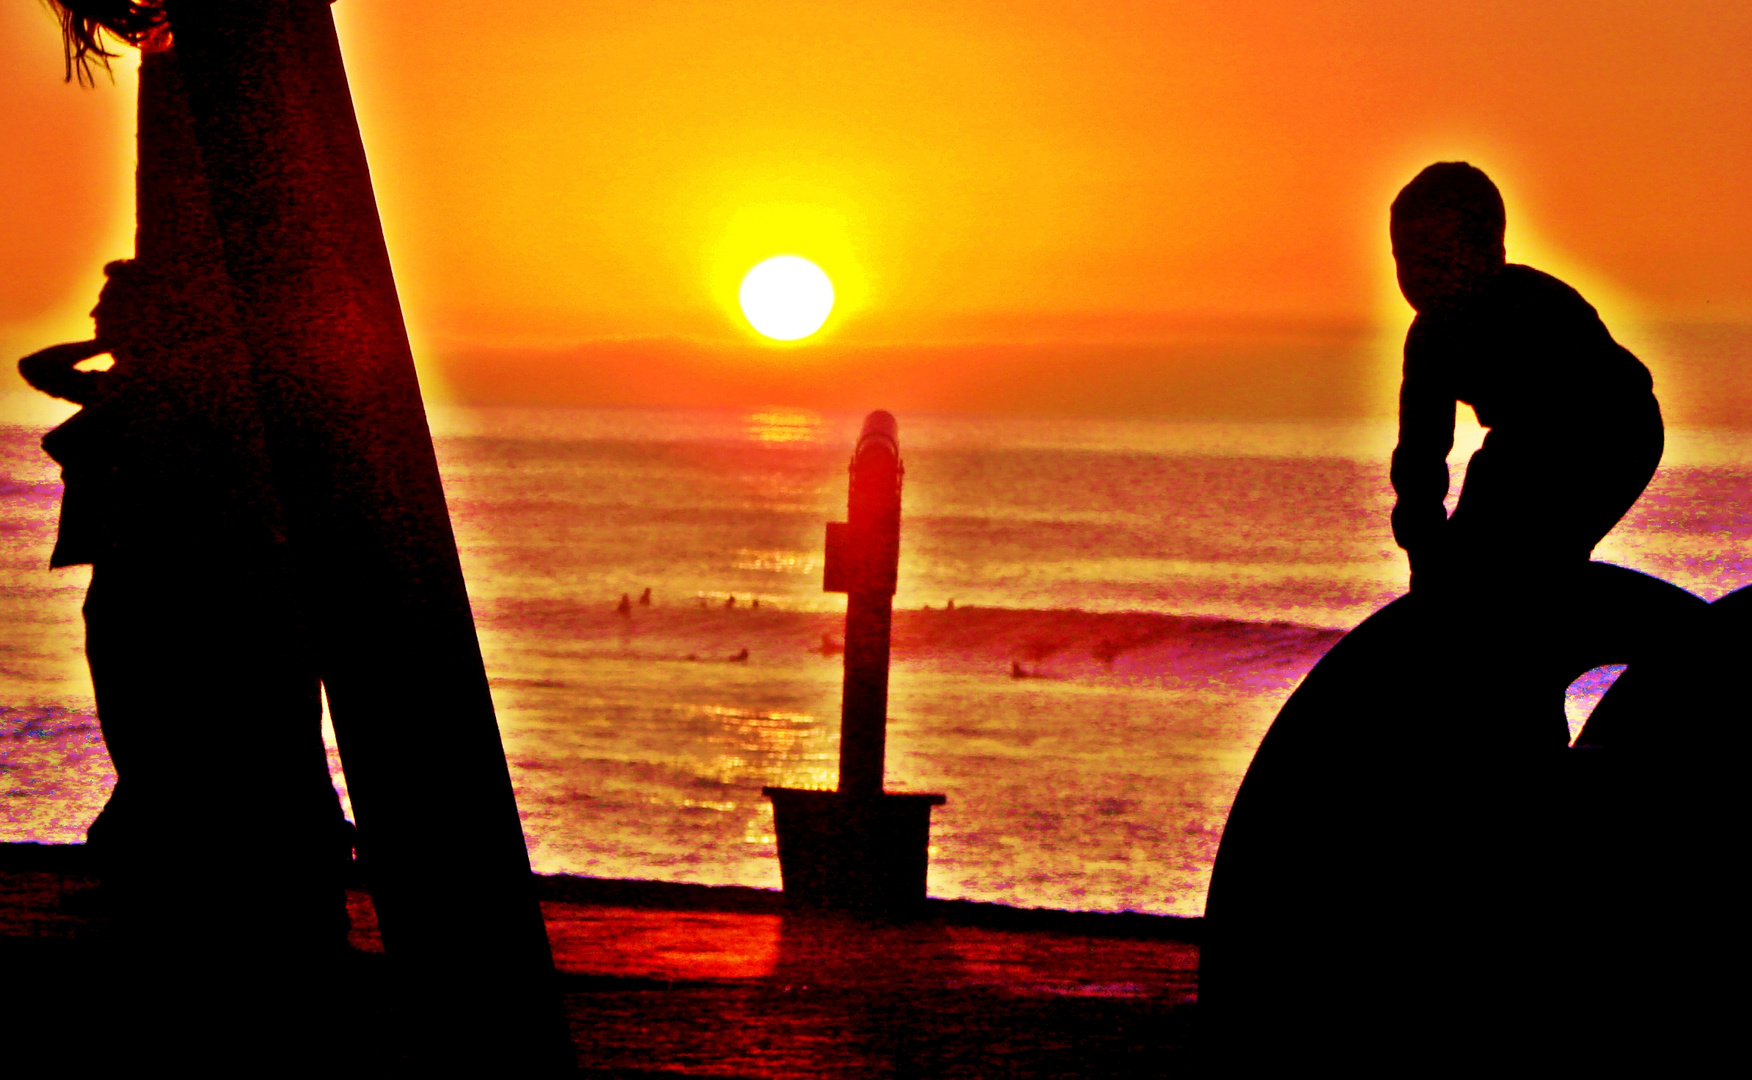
left=764, top=411, right=945, bottom=916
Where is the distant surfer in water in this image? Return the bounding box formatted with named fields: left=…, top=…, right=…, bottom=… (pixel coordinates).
left=1389, top=161, right=1663, bottom=593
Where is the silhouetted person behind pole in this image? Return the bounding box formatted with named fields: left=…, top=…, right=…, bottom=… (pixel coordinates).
left=21, top=266, right=162, bottom=832
left=19, top=279, right=128, bottom=569
left=19, top=261, right=351, bottom=1066
left=22, top=257, right=347, bottom=894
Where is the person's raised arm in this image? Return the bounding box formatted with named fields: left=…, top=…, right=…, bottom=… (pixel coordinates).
left=17, top=340, right=111, bottom=405
left=1389, top=319, right=1456, bottom=588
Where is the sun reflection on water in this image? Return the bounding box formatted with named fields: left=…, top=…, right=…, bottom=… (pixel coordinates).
left=696, top=704, right=836, bottom=789
left=731, top=548, right=818, bottom=575
left=744, top=409, right=824, bottom=444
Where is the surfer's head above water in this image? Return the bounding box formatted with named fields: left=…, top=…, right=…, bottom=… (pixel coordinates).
left=1390, top=162, right=1507, bottom=313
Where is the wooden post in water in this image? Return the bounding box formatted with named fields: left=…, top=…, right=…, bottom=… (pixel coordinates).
left=161, top=0, right=567, bottom=1067
left=832, top=411, right=903, bottom=796
left=765, top=411, right=944, bottom=915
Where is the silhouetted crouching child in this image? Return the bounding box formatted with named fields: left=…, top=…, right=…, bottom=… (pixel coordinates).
left=1389, top=162, right=1669, bottom=742
left=1390, top=161, right=1661, bottom=581
left=1203, top=164, right=1706, bottom=1066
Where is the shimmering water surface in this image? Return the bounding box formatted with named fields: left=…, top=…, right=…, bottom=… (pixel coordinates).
left=4, top=408, right=1749, bottom=915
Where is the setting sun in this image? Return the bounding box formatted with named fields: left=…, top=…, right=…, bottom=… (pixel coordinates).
left=738, top=256, right=834, bottom=341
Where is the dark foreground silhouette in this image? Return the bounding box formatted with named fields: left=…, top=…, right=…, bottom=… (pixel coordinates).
left=21, top=251, right=355, bottom=1056
left=1, top=850, right=1203, bottom=1076
left=24, top=1, right=565, bottom=1068
left=1203, top=164, right=1742, bottom=1065
left=1203, top=567, right=1744, bottom=1063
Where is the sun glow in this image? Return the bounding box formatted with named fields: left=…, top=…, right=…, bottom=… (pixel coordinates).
left=738, top=256, right=835, bottom=341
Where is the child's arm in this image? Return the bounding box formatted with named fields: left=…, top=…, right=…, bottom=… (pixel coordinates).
left=1389, top=320, right=1456, bottom=586
left=17, top=341, right=111, bottom=405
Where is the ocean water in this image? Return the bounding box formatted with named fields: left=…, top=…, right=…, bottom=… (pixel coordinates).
left=4, top=407, right=1749, bottom=915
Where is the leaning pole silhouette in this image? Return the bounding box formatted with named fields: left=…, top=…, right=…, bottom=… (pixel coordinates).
left=163, top=0, right=565, bottom=1064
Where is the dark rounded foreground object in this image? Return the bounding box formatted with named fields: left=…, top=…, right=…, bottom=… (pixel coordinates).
left=1201, top=563, right=1738, bottom=1066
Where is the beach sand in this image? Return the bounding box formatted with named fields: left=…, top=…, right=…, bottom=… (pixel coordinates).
left=1, top=842, right=1200, bottom=1076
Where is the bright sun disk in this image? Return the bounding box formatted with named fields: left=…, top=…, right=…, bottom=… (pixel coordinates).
left=739, top=256, right=834, bottom=341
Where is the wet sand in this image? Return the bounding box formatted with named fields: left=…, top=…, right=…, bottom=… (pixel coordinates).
left=1, top=843, right=1200, bottom=1076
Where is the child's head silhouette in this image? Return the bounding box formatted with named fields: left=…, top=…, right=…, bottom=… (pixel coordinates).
left=1391, top=162, right=1507, bottom=312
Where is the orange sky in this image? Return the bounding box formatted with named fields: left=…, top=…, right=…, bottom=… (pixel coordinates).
left=2, top=1, right=1748, bottom=419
